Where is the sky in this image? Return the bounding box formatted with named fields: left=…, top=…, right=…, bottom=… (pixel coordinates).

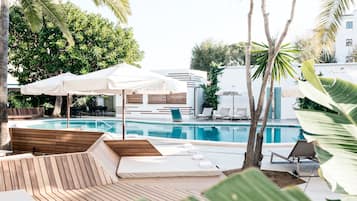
left=69, top=0, right=322, bottom=70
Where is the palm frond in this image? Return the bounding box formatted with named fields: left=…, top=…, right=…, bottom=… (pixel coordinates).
left=252, top=42, right=297, bottom=82
left=94, top=0, right=131, bottom=23
left=315, top=0, right=355, bottom=53
left=35, top=0, right=74, bottom=45
left=20, top=0, right=43, bottom=32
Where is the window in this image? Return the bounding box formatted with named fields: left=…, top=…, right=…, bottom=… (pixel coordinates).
left=346, top=21, right=353, bottom=29
left=345, top=56, right=353, bottom=63
left=126, top=94, right=143, bottom=104
left=148, top=93, right=187, bottom=104
left=346, top=39, right=353, bottom=46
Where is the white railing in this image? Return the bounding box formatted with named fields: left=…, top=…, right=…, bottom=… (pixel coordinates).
left=95, top=120, right=113, bottom=132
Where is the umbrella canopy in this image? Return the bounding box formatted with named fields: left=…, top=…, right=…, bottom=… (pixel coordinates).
left=63, top=63, right=187, bottom=140
left=63, top=63, right=187, bottom=95
left=215, top=90, right=241, bottom=96
left=21, top=72, right=76, bottom=96
left=20, top=72, right=79, bottom=128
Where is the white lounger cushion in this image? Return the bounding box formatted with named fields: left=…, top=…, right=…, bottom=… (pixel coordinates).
left=0, top=190, right=34, bottom=201
left=117, top=155, right=221, bottom=178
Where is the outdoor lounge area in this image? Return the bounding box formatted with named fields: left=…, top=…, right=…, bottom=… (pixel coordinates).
left=0, top=127, right=226, bottom=201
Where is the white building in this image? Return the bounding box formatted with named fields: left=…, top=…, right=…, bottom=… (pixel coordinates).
left=217, top=63, right=357, bottom=120
left=106, top=69, right=207, bottom=120
left=335, top=10, right=357, bottom=63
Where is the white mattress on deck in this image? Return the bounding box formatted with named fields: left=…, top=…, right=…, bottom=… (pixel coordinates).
left=117, top=155, right=222, bottom=178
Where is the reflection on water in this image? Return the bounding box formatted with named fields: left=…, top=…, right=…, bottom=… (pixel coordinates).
left=30, top=120, right=303, bottom=143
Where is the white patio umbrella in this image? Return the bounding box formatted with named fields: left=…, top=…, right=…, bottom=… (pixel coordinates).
left=63, top=63, right=187, bottom=140
left=21, top=72, right=78, bottom=128
left=216, top=90, right=241, bottom=119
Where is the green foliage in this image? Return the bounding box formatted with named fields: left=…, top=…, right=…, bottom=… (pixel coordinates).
left=294, top=37, right=336, bottom=64
left=20, top=0, right=74, bottom=45
left=202, top=168, right=311, bottom=201
left=296, top=97, right=334, bottom=113
left=252, top=42, right=297, bottom=82
left=296, top=60, right=357, bottom=199
left=8, top=91, right=54, bottom=108
left=201, top=63, right=223, bottom=110
left=8, top=3, right=143, bottom=85
left=190, top=40, right=258, bottom=72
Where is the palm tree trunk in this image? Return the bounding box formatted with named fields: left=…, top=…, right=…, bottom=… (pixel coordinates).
left=0, top=0, right=9, bottom=148
left=52, top=96, right=62, bottom=117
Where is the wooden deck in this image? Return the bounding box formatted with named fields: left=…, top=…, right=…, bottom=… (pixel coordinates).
left=104, top=140, right=162, bottom=157
left=9, top=128, right=104, bottom=154
left=0, top=152, right=205, bottom=200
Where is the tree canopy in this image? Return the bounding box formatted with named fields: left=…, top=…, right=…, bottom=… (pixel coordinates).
left=9, top=3, right=143, bottom=84
left=190, top=40, right=257, bottom=72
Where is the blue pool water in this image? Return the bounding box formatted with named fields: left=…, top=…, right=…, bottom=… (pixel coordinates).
left=29, top=119, right=304, bottom=143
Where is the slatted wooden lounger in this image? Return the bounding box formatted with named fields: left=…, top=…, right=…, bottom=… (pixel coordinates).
left=0, top=152, right=204, bottom=201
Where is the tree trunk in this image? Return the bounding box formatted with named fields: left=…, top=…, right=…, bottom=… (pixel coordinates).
left=52, top=96, right=62, bottom=117
left=243, top=0, right=297, bottom=169
left=0, top=0, right=9, bottom=149
left=243, top=0, right=257, bottom=169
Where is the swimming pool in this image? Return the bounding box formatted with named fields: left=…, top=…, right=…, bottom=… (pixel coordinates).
left=28, top=119, right=304, bottom=143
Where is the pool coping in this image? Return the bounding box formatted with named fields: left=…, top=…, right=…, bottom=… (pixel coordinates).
left=9, top=118, right=300, bottom=147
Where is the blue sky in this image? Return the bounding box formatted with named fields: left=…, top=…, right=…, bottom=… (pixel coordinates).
left=70, top=0, right=321, bottom=70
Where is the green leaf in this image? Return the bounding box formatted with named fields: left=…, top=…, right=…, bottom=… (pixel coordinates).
left=35, top=0, right=74, bottom=46
left=203, top=168, right=311, bottom=201
left=252, top=42, right=297, bottom=82
left=301, top=60, right=325, bottom=92
left=93, top=0, right=131, bottom=23
left=296, top=61, right=357, bottom=197
left=20, top=0, right=43, bottom=32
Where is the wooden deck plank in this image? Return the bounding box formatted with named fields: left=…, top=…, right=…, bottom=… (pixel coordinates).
left=60, top=156, right=75, bottom=190
left=55, top=156, right=69, bottom=190
left=14, top=159, right=26, bottom=190
left=2, top=160, right=13, bottom=191
left=75, top=154, right=91, bottom=188
left=8, top=160, right=19, bottom=190
left=49, top=157, right=63, bottom=190
left=86, top=154, right=102, bottom=186
left=33, top=157, right=57, bottom=201
left=65, top=155, right=80, bottom=189
left=81, top=154, right=96, bottom=186
left=0, top=161, right=5, bottom=191
left=70, top=155, right=86, bottom=189
left=21, top=159, right=34, bottom=195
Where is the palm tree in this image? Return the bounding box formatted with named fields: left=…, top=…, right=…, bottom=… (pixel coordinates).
left=0, top=0, right=131, bottom=148
left=243, top=41, right=298, bottom=168
left=315, top=0, right=355, bottom=54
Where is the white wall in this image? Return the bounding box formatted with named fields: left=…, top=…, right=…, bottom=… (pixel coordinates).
left=218, top=64, right=357, bottom=120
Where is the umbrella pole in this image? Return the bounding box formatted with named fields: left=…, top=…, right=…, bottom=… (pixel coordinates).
left=122, top=89, right=126, bottom=140
left=66, top=93, right=70, bottom=128
left=232, top=95, right=235, bottom=120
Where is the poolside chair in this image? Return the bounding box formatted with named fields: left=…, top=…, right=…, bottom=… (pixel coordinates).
left=170, top=108, right=183, bottom=122
left=212, top=107, right=230, bottom=119
left=197, top=107, right=213, bottom=119
left=270, top=140, right=317, bottom=175
left=232, top=107, right=248, bottom=120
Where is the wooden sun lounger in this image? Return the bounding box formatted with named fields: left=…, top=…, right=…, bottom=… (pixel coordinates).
left=7, top=107, right=44, bottom=120
left=9, top=128, right=104, bottom=155
left=104, top=139, right=162, bottom=157
left=0, top=152, right=204, bottom=201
